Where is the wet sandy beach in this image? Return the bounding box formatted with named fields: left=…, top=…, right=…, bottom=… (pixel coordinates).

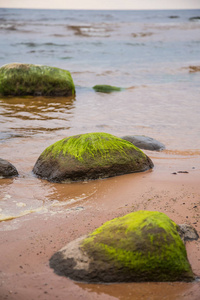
left=0, top=152, right=200, bottom=300
left=0, top=76, right=200, bottom=300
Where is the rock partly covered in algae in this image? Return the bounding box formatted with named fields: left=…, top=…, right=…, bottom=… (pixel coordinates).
left=121, top=135, right=165, bottom=151
left=50, top=210, right=196, bottom=283
left=0, top=63, right=75, bottom=96
left=93, top=85, right=122, bottom=93
left=33, top=132, right=153, bottom=182
left=0, top=158, right=18, bottom=178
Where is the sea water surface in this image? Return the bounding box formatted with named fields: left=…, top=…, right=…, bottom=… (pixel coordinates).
left=0, top=8, right=200, bottom=147
left=0, top=8, right=200, bottom=298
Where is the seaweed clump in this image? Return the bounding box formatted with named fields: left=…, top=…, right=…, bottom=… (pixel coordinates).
left=93, top=85, right=122, bottom=93
left=188, top=66, right=200, bottom=73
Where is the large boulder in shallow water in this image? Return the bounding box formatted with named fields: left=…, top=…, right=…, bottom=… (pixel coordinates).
left=0, top=63, right=75, bottom=96
left=50, top=210, right=196, bottom=283
left=121, top=135, right=165, bottom=151
left=33, top=132, right=153, bottom=182
left=0, top=158, right=18, bottom=178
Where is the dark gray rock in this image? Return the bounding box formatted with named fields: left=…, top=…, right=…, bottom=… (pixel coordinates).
left=178, top=224, right=199, bottom=242
left=169, top=15, right=179, bottom=19
left=189, top=16, right=200, bottom=21
left=121, top=135, right=165, bottom=151
left=0, top=158, right=18, bottom=178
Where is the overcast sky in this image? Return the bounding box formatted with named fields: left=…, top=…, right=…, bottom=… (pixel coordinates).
left=0, top=0, right=200, bottom=10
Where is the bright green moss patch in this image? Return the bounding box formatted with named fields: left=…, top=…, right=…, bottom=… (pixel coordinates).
left=81, top=210, right=194, bottom=281
left=42, top=132, right=145, bottom=163
left=0, top=63, right=75, bottom=96
left=93, top=85, right=123, bottom=93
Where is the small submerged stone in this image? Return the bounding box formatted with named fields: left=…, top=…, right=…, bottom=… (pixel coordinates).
left=0, top=63, right=75, bottom=96
left=33, top=132, right=153, bottom=182
left=50, top=210, right=196, bottom=283
left=93, top=85, right=122, bottom=93
left=121, top=135, right=165, bottom=151
left=0, top=158, right=18, bottom=178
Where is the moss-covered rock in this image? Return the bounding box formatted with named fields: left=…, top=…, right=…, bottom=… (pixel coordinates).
left=0, top=63, right=75, bottom=96
left=93, top=85, right=122, bottom=93
left=0, top=158, right=18, bottom=178
left=33, top=132, right=153, bottom=182
left=49, top=211, right=195, bottom=283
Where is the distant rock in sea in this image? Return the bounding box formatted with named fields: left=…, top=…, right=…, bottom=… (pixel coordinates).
left=189, top=16, right=200, bottom=21
left=0, top=158, right=18, bottom=178
left=0, top=63, right=75, bottom=96
left=121, top=135, right=165, bottom=151
left=93, top=85, right=123, bottom=93
left=50, top=210, right=196, bottom=283
left=33, top=132, right=153, bottom=182
left=168, top=15, right=179, bottom=19
left=188, top=66, right=200, bottom=73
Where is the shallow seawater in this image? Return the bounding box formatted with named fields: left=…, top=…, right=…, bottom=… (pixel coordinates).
left=0, top=7, right=200, bottom=227
left=0, top=8, right=200, bottom=299
left=0, top=82, right=199, bottom=220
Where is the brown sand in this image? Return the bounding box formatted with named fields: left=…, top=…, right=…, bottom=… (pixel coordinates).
left=0, top=154, right=200, bottom=300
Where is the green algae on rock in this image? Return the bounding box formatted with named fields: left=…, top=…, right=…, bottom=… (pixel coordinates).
left=33, top=132, right=153, bottom=182
left=93, top=85, right=123, bottom=93
left=0, top=63, right=75, bottom=96
left=49, top=210, right=195, bottom=283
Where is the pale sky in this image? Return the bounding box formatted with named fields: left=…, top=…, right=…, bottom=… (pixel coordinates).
left=0, top=0, right=200, bottom=10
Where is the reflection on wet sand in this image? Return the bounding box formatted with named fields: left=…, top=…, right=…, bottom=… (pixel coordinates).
left=77, top=281, right=200, bottom=300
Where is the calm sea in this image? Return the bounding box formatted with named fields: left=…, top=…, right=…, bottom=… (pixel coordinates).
left=1, top=8, right=200, bottom=146
left=0, top=8, right=200, bottom=219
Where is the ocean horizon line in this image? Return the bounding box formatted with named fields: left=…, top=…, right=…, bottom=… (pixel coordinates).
left=1, top=7, right=200, bottom=12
